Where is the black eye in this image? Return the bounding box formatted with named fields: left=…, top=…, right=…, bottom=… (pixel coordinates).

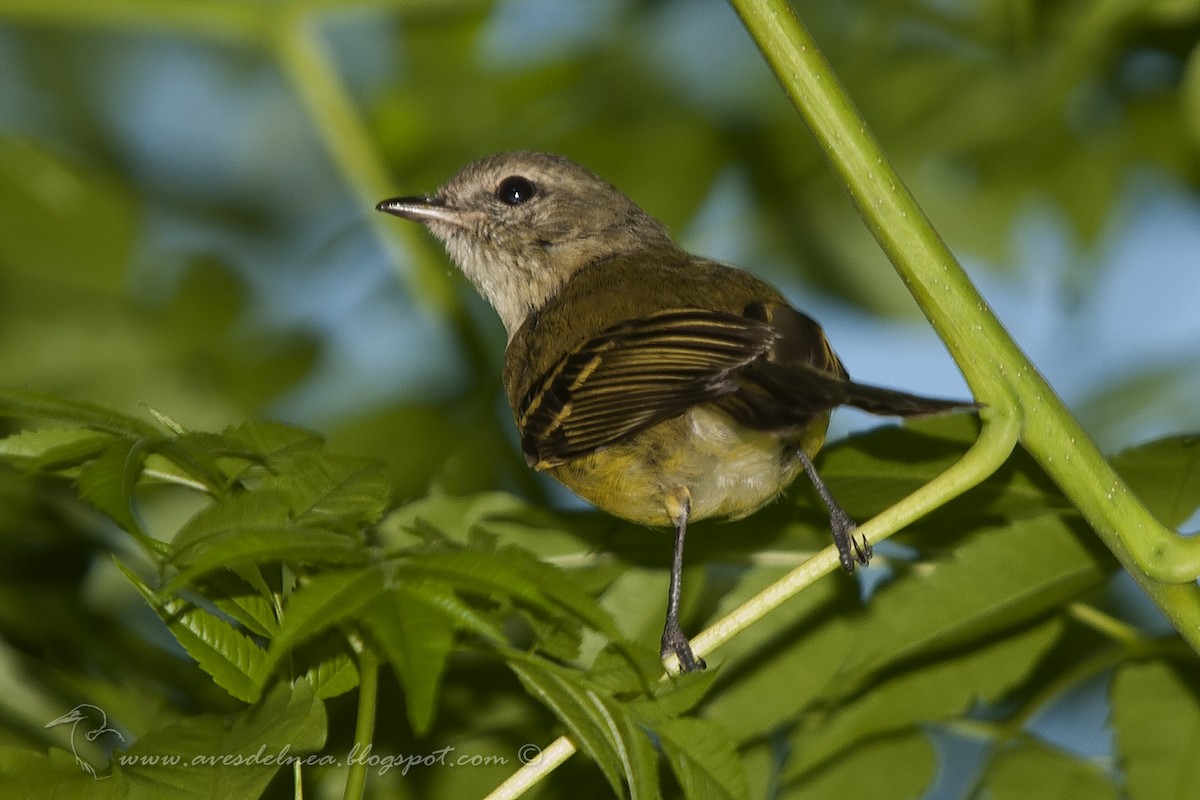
left=496, top=176, right=537, bottom=205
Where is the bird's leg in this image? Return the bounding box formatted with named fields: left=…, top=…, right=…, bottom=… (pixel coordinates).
left=797, top=450, right=871, bottom=572
left=661, top=491, right=705, bottom=672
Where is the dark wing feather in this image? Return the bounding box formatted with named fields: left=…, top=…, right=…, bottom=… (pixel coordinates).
left=517, top=309, right=777, bottom=468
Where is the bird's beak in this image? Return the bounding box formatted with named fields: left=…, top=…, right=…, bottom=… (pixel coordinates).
left=375, top=195, right=463, bottom=226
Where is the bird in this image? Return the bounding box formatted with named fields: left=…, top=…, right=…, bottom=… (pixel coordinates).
left=377, top=151, right=972, bottom=671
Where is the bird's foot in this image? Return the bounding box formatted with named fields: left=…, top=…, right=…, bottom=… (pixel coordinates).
left=830, top=507, right=871, bottom=573
left=661, top=623, right=706, bottom=673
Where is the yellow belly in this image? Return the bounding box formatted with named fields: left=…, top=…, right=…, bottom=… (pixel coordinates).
left=545, top=406, right=826, bottom=527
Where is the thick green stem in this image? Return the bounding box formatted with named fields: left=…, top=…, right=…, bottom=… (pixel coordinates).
left=343, top=640, right=380, bottom=800
left=728, top=0, right=1200, bottom=648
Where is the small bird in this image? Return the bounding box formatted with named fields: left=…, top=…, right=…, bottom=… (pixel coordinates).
left=378, top=152, right=971, bottom=672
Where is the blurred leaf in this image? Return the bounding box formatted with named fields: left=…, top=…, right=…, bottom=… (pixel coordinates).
left=117, top=680, right=326, bottom=798
left=778, top=729, right=936, bottom=800
left=165, top=526, right=369, bottom=591
left=0, top=136, right=134, bottom=293
left=838, top=513, right=1111, bottom=684
left=1112, top=660, right=1200, bottom=800
left=972, top=739, right=1117, bottom=800
left=76, top=437, right=151, bottom=539
left=0, top=428, right=112, bottom=469
left=655, top=716, right=747, bottom=800
left=0, top=389, right=159, bottom=438
left=1110, top=435, right=1200, bottom=527
left=0, top=746, right=127, bottom=799
left=784, top=620, right=1062, bottom=779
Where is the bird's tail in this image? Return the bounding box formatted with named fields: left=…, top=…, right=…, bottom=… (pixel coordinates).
left=840, top=380, right=977, bottom=418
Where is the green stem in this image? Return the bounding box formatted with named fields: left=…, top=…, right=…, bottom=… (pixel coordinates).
left=686, top=408, right=1020, bottom=668
left=483, top=736, right=578, bottom=800
left=727, top=0, right=1200, bottom=647
left=343, top=638, right=379, bottom=800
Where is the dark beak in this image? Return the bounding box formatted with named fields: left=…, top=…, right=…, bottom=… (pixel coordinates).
left=376, top=195, right=461, bottom=225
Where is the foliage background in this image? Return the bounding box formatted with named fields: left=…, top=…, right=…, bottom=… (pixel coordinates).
left=1, top=1, right=1199, bottom=799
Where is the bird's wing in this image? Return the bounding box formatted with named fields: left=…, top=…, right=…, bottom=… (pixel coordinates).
left=516, top=308, right=777, bottom=468
left=721, top=303, right=974, bottom=430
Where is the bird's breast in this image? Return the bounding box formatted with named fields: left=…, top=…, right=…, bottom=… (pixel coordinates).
left=546, top=405, right=816, bottom=527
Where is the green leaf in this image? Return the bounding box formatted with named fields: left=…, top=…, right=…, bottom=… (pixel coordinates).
left=0, top=746, right=127, bottom=798
left=778, top=730, right=936, bottom=800
left=297, top=634, right=361, bottom=700
left=259, top=567, right=389, bottom=681
left=399, top=546, right=625, bottom=646
left=198, top=570, right=281, bottom=639
left=696, top=572, right=855, bottom=741
left=169, top=489, right=294, bottom=560
left=117, top=559, right=267, bottom=703
left=784, top=619, right=1062, bottom=779
left=1111, top=436, right=1200, bottom=528
left=655, top=717, right=747, bottom=800
left=1112, top=660, right=1200, bottom=800
left=974, top=740, right=1117, bottom=800
left=222, top=420, right=324, bottom=465
left=838, top=512, right=1111, bottom=684
left=76, top=437, right=152, bottom=538
left=117, top=680, right=327, bottom=799
left=0, top=388, right=158, bottom=438
left=265, top=452, right=392, bottom=528
left=509, top=654, right=661, bottom=800
left=362, top=585, right=459, bottom=734
left=164, top=526, right=369, bottom=591
left=0, top=427, right=112, bottom=470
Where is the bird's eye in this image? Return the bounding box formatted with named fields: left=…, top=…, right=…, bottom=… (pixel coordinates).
left=496, top=176, right=537, bottom=205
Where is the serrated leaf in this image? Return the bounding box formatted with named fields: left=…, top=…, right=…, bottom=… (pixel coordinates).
left=973, top=740, right=1117, bottom=800
left=779, top=730, right=936, bottom=800
left=1112, top=660, right=1200, bottom=800
left=262, top=452, right=391, bottom=528
left=117, top=680, right=326, bottom=798
left=222, top=420, right=324, bottom=463
left=297, top=634, right=360, bottom=700
left=170, top=489, right=294, bottom=560
left=164, top=527, right=369, bottom=592
left=509, top=654, right=661, bottom=800
left=362, top=585, right=459, bottom=734
left=116, top=559, right=266, bottom=703
left=0, top=388, right=158, bottom=438
left=397, top=546, right=623, bottom=645
left=784, top=619, right=1062, bottom=779
left=198, top=571, right=281, bottom=639
left=0, top=427, right=112, bottom=469
left=259, top=567, right=389, bottom=681
left=656, top=717, right=747, bottom=800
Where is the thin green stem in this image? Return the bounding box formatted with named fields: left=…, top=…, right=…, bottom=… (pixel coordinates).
left=343, top=637, right=379, bottom=800
left=686, top=407, right=1020, bottom=669
left=483, top=736, right=578, bottom=800
left=727, top=0, right=1200, bottom=647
